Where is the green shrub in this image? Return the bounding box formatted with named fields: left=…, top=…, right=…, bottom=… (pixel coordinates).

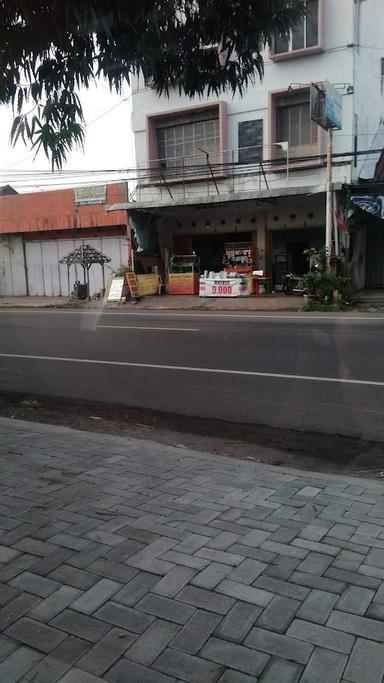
left=302, top=300, right=347, bottom=312
left=302, top=272, right=351, bottom=302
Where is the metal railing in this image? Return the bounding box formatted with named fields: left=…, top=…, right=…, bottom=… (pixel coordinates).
left=129, top=142, right=330, bottom=205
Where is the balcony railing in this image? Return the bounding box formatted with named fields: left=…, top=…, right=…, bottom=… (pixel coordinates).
left=129, top=142, right=332, bottom=205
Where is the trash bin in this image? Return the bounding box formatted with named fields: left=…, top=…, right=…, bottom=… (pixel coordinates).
left=73, top=281, right=88, bottom=300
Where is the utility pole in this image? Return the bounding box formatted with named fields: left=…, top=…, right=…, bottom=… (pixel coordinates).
left=325, top=126, right=333, bottom=271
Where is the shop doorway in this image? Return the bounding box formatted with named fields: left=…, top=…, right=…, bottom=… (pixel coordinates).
left=366, top=223, right=384, bottom=288
left=192, top=232, right=252, bottom=272
left=287, top=241, right=309, bottom=275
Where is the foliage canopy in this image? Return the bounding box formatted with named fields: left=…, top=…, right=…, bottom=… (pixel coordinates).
left=1, top=0, right=305, bottom=167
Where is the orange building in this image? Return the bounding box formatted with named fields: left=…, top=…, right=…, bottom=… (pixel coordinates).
left=0, top=182, right=131, bottom=296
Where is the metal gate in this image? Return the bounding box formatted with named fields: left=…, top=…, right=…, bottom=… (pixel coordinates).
left=366, top=224, right=384, bottom=288
left=24, top=236, right=129, bottom=296
left=0, top=235, right=27, bottom=296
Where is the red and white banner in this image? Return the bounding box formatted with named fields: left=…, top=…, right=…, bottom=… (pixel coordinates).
left=199, top=277, right=248, bottom=297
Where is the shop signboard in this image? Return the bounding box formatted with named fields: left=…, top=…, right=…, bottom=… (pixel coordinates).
left=137, top=273, right=159, bottom=296
left=126, top=272, right=140, bottom=299
left=168, top=272, right=198, bottom=295
left=310, top=81, right=342, bottom=130
left=107, top=277, right=126, bottom=301
left=199, top=277, right=248, bottom=297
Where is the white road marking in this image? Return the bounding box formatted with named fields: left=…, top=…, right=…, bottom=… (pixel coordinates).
left=0, top=352, right=383, bottom=387
left=0, top=310, right=383, bottom=322
left=98, top=325, right=199, bottom=332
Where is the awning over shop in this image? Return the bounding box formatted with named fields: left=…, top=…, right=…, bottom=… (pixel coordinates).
left=351, top=195, right=384, bottom=219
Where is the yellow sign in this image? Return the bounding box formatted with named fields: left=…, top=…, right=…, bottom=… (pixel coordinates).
left=137, top=274, right=159, bottom=296
left=168, top=272, right=199, bottom=295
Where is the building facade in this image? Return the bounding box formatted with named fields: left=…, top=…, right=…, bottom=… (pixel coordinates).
left=0, top=183, right=131, bottom=297
left=119, top=0, right=384, bottom=291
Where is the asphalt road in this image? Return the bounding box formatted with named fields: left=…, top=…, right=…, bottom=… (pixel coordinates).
left=0, top=309, right=384, bottom=441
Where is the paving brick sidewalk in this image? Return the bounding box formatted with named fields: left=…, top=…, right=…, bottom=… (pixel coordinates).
left=0, top=418, right=384, bottom=682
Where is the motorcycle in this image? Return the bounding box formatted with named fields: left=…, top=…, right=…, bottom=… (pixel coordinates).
left=282, top=273, right=306, bottom=296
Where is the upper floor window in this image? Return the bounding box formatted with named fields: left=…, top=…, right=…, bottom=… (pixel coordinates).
left=274, top=0, right=319, bottom=56
left=156, top=112, right=220, bottom=171
left=275, top=90, right=318, bottom=158
left=238, top=120, right=263, bottom=164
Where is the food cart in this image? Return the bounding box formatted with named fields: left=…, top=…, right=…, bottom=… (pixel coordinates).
left=167, top=255, right=200, bottom=295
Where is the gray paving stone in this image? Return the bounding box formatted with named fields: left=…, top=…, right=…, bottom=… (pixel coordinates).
left=10, top=571, right=60, bottom=597
left=56, top=669, right=105, bottom=683
left=0, top=553, right=38, bottom=582
left=327, top=610, right=384, bottom=641
left=325, top=567, right=380, bottom=589
left=171, top=609, right=220, bottom=654
left=29, top=585, right=81, bottom=622
left=336, top=585, right=374, bottom=615
left=51, top=609, right=110, bottom=643
left=107, top=658, right=177, bottom=683
left=259, top=658, right=302, bottom=683
left=176, top=585, right=234, bottom=614
left=95, top=600, right=154, bottom=632
left=5, top=616, right=67, bottom=653
left=155, top=647, right=223, bottom=683
left=301, top=647, right=347, bottom=683
left=87, top=559, right=138, bottom=583
left=287, top=619, right=354, bottom=654
left=71, top=578, right=121, bottom=614
left=241, top=530, right=271, bottom=547
left=228, top=558, right=267, bottom=585
left=201, top=637, right=270, bottom=676
left=297, top=552, right=333, bottom=576
left=0, top=545, right=20, bottom=563
left=327, top=524, right=356, bottom=541
left=49, top=564, right=99, bottom=589
left=333, top=550, right=363, bottom=572
left=135, top=593, right=195, bottom=624
left=207, top=531, right=240, bottom=550
left=152, top=566, right=196, bottom=598
left=0, top=646, right=42, bottom=683
left=77, top=627, right=135, bottom=676
left=23, top=654, right=72, bottom=683
left=13, top=537, right=55, bottom=557
left=365, top=548, right=384, bottom=568
left=0, top=635, right=16, bottom=664
left=244, top=627, right=313, bottom=665
left=257, top=595, right=300, bottom=633
left=215, top=601, right=261, bottom=643
left=216, top=579, right=274, bottom=607
left=191, top=562, right=233, bottom=589
left=344, top=637, right=384, bottom=683
left=261, top=541, right=308, bottom=559
left=0, top=583, right=20, bottom=608
left=51, top=636, right=90, bottom=665
left=158, top=550, right=208, bottom=570
left=114, top=571, right=159, bottom=606
left=297, top=590, right=338, bottom=625
left=126, top=619, right=179, bottom=665
left=290, top=571, right=346, bottom=594
left=0, top=592, right=40, bottom=630
left=32, top=547, right=74, bottom=576
left=218, top=670, right=257, bottom=683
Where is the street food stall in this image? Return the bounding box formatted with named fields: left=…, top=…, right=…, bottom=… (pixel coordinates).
left=167, top=254, right=200, bottom=295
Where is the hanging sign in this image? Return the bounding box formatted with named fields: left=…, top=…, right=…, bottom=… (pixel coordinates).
left=351, top=195, right=384, bottom=219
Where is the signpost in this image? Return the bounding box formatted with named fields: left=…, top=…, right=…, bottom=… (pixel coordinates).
left=310, top=81, right=342, bottom=270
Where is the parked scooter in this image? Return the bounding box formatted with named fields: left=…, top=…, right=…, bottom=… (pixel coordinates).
left=282, top=273, right=305, bottom=296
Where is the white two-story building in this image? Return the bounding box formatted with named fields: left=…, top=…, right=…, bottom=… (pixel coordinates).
left=120, top=0, right=384, bottom=291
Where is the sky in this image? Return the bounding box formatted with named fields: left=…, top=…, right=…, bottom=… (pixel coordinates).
left=0, top=82, right=134, bottom=193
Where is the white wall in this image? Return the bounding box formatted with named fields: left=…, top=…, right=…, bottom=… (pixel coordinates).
left=131, top=0, right=356, bottom=173
left=0, top=235, right=27, bottom=296
left=353, top=0, right=384, bottom=179
left=24, top=236, right=130, bottom=297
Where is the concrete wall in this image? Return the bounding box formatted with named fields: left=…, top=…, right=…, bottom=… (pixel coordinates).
left=131, top=0, right=358, bottom=185
left=353, top=0, right=384, bottom=179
